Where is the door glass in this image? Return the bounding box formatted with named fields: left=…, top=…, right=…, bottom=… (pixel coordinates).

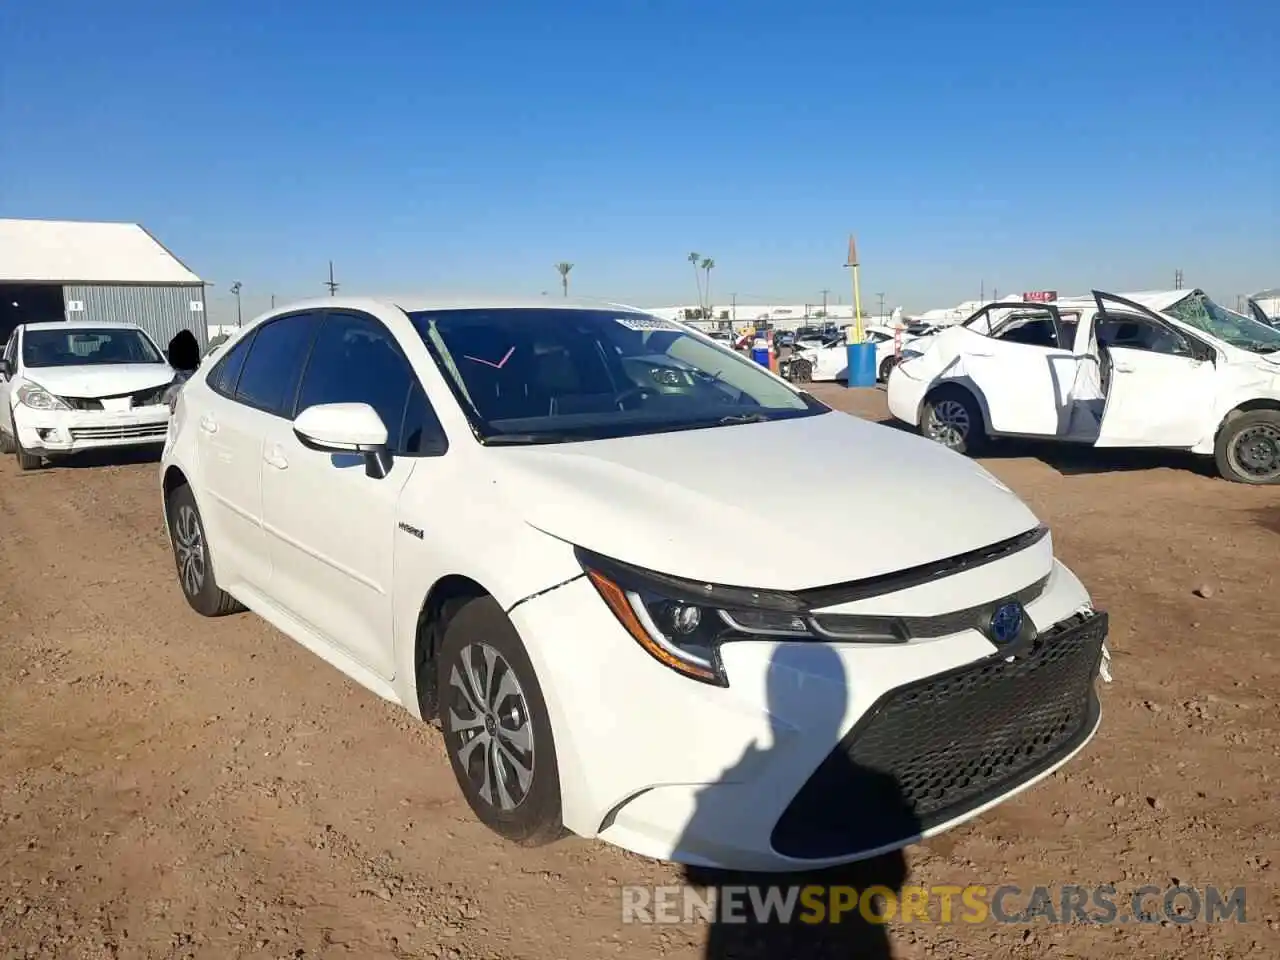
left=1096, top=316, right=1187, bottom=356
left=234, top=313, right=318, bottom=416
left=399, top=381, right=448, bottom=456
left=208, top=331, right=256, bottom=397
left=296, top=312, right=436, bottom=455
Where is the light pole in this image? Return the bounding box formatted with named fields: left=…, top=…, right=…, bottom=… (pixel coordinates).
left=876, top=292, right=885, bottom=318
left=230, top=282, right=243, bottom=327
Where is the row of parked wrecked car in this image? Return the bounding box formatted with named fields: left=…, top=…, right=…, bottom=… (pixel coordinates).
left=782, top=287, right=1280, bottom=485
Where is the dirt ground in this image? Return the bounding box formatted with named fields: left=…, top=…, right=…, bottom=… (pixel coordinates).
left=1, top=386, right=1277, bottom=960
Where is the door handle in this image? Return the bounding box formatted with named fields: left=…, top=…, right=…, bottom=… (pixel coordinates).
left=263, top=445, right=289, bottom=470
left=1112, top=362, right=1135, bottom=373
left=199, top=415, right=218, bottom=434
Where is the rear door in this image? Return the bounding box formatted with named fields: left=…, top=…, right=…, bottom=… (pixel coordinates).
left=953, top=302, right=1078, bottom=437
left=196, top=312, right=320, bottom=590
left=1089, top=291, right=1216, bottom=448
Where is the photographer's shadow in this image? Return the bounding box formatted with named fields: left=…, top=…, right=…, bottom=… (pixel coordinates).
left=680, top=644, right=921, bottom=959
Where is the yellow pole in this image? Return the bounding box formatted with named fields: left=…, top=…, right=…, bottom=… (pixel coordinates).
left=852, top=263, right=864, bottom=342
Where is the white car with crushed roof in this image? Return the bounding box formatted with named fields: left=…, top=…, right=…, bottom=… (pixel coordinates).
left=888, top=289, right=1280, bottom=484
left=159, top=295, right=1111, bottom=870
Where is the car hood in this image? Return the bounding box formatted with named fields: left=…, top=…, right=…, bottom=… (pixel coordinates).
left=484, top=411, right=1041, bottom=590
left=23, top=363, right=175, bottom=398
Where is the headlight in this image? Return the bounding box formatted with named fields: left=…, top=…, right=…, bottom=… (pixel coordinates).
left=898, top=349, right=923, bottom=362
left=576, top=547, right=909, bottom=686
left=16, top=383, right=70, bottom=411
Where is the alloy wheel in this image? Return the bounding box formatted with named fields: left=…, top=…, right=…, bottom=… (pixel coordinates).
left=173, top=504, right=207, bottom=597
left=926, top=399, right=970, bottom=449
left=448, top=643, right=535, bottom=811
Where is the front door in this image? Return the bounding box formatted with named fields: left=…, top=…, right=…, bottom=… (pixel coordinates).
left=1089, top=291, right=1216, bottom=448
left=259, top=310, right=427, bottom=680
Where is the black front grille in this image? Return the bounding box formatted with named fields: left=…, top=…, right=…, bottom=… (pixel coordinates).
left=772, top=611, right=1107, bottom=859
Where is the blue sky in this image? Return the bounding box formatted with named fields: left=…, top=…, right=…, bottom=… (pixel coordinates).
left=2, top=0, right=1276, bottom=323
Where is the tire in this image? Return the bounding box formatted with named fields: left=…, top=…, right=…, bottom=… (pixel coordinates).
left=438, top=596, right=564, bottom=846
left=10, top=412, right=42, bottom=471
left=1215, top=410, right=1280, bottom=485
left=921, top=387, right=986, bottom=455
left=878, top=356, right=898, bottom=382
left=165, top=483, right=244, bottom=616
left=788, top=358, right=812, bottom=384
left=0, top=423, right=12, bottom=455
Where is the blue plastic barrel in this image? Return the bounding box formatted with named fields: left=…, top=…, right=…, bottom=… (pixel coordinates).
left=845, top=342, right=877, bottom=387
left=751, top=340, right=770, bottom=367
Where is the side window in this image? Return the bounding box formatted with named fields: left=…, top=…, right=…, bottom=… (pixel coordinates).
left=234, top=313, right=319, bottom=416
left=399, top=381, right=448, bottom=456
left=1097, top=316, right=1187, bottom=356
left=296, top=312, right=446, bottom=456
left=207, top=331, right=256, bottom=397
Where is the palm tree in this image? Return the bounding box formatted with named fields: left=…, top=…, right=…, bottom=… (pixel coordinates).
left=555, top=262, right=574, bottom=297
left=700, top=257, right=715, bottom=319
left=688, top=252, right=703, bottom=317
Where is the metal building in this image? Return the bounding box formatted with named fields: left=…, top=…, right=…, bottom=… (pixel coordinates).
left=0, top=218, right=207, bottom=351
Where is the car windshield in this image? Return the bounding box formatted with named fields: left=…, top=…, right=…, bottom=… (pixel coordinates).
left=22, top=327, right=164, bottom=368
left=408, top=308, right=827, bottom=444
left=1162, top=292, right=1280, bottom=354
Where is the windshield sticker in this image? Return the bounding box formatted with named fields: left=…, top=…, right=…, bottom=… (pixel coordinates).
left=615, top=315, right=679, bottom=332
left=462, top=345, right=515, bottom=369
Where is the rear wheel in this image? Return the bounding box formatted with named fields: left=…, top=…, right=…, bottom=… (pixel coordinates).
left=921, top=387, right=986, bottom=455
left=1215, top=410, right=1280, bottom=484
left=878, top=355, right=899, bottom=382
left=788, top=358, right=812, bottom=383
left=166, top=483, right=244, bottom=616
left=438, top=596, right=564, bottom=845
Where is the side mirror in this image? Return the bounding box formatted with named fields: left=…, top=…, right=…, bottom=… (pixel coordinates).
left=0, top=358, right=9, bottom=377
left=166, top=330, right=200, bottom=373
left=293, top=402, right=393, bottom=479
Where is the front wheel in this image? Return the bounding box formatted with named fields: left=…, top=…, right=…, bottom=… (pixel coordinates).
left=1215, top=410, right=1280, bottom=484
left=878, top=355, right=899, bottom=382
left=921, top=388, right=986, bottom=455
left=438, top=597, right=564, bottom=846
left=788, top=358, right=812, bottom=383
left=9, top=413, right=42, bottom=471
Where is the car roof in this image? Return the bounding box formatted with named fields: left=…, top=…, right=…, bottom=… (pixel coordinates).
left=254, top=294, right=651, bottom=318
left=20, top=319, right=146, bottom=332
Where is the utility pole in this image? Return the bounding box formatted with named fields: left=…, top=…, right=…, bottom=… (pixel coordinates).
left=980, top=280, right=985, bottom=302
left=325, top=261, right=340, bottom=297
left=1174, top=269, right=1183, bottom=291
left=820, top=289, right=830, bottom=316
left=270, top=293, right=276, bottom=309
left=230, top=281, right=242, bottom=327
left=731, top=293, right=737, bottom=327
left=876, top=292, right=885, bottom=318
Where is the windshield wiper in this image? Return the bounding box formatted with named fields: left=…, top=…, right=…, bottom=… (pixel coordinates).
left=480, top=433, right=579, bottom=446
left=716, top=412, right=773, bottom=425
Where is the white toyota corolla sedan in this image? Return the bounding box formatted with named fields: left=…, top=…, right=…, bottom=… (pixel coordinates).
left=159, top=296, right=1111, bottom=871
left=0, top=320, right=185, bottom=470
